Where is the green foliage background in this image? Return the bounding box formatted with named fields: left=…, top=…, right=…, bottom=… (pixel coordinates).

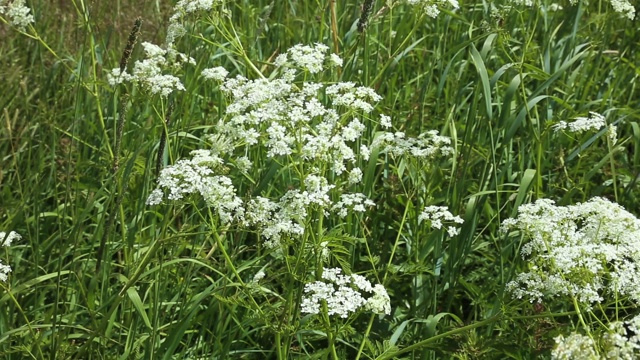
left=1, top=0, right=640, bottom=358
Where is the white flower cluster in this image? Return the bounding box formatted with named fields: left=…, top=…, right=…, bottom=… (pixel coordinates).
left=274, top=43, right=341, bottom=74
left=404, top=0, right=459, bottom=18
left=146, top=150, right=243, bottom=224
left=418, top=205, right=464, bottom=236
left=551, top=333, right=599, bottom=360
left=107, top=42, right=193, bottom=96
left=166, top=0, right=224, bottom=46
left=325, top=83, right=382, bottom=113
left=503, top=197, right=640, bottom=305
left=244, top=175, right=338, bottom=248
left=603, top=316, right=640, bottom=359
left=201, top=66, right=229, bottom=82
left=609, top=0, right=635, bottom=19
left=553, top=314, right=640, bottom=359
left=0, top=0, right=34, bottom=31
left=554, top=112, right=607, bottom=133
left=0, top=231, right=20, bottom=282
left=252, top=270, right=266, bottom=283
left=301, top=267, right=391, bottom=318
left=370, top=130, right=454, bottom=160
left=331, top=193, right=376, bottom=218
left=216, top=55, right=381, bottom=175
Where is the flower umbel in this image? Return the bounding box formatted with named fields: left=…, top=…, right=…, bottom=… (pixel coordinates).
left=503, top=197, right=640, bottom=305
left=301, top=267, right=391, bottom=318
left=0, top=0, right=34, bottom=31
left=0, top=231, right=20, bottom=282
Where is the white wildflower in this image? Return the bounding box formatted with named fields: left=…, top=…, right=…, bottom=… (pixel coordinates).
left=609, top=0, right=635, bottom=19
left=235, top=156, right=252, bottom=172
left=285, top=43, right=329, bottom=73
left=107, top=68, right=135, bottom=86
left=371, top=130, right=453, bottom=159
left=554, top=112, right=607, bottom=133
left=319, top=241, right=331, bottom=262
left=603, top=319, right=640, bottom=358
left=0, top=231, right=21, bottom=247
left=326, top=82, right=382, bottom=113
left=252, top=270, right=266, bottom=283
left=342, top=118, right=366, bottom=142
left=608, top=124, right=618, bottom=144
left=106, top=41, right=188, bottom=96
left=301, top=267, right=391, bottom=318
left=147, top=154, right=243, bottom=224
left=0, top=230, right=19, bottom=282
left=331, top=193, right=375, bottom=218
left=329, top=53, right=343, bottom=67
left=274, top=53, right=288, bottom=67
left=201, top=67, right=229, bottom=81
left=503, top=197, right=640, bottom=306
left=380, top=114, right=392, bottom=129
left=551, top=333, right=599, bottom=360
left=418, top=206, right=464, bottom=235
left=366, top=284, right=391, bottom=315
left=0, top=0, right=34, bottom=31
left=0, top=261, right=11, bottom=282
left=548, top=3, right=563, bottom=10
left=347, top=168, right=363, bottom=185
left=404, top=0, right=458, bottom=17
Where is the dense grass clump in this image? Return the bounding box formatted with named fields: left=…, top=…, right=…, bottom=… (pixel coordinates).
left=2, top=0, right=640, bottom=358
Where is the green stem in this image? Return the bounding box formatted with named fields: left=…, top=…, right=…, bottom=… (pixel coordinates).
left=383, top=201, right=411, bottom=283
left=377, top=312, right=503, bottom=360
left=354, top=315, right=375, bottom=360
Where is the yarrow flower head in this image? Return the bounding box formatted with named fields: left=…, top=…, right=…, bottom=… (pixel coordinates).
left=301, top=267, right=391, bottom=318
left=0, top=231, right=20, bottom=282
left=0, top=0, right=35, bottom=31
left=503, top=197, right=640, bottom=305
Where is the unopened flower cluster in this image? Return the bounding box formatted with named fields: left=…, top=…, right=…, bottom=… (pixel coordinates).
left=0, top=231, right=20, bottom=282
left=503, top=197, right=640, bottom=305
left=301, top=267, right=391, bottom=318
left=418, top=205, right=464, bottom=236
left=0, top=0, right=34, bottom=31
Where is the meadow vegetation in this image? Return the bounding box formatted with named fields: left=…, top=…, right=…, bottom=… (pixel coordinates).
left=2, top=0, right=640, bottom=358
